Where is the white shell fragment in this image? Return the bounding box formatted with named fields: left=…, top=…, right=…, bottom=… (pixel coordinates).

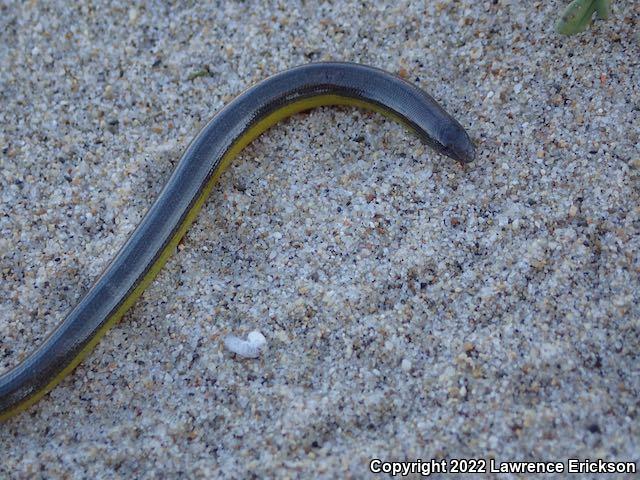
left=223, top=331, right=267, bottom=359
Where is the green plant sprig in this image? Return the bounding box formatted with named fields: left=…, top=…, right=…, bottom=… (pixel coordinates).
left=556, top=0, right=611, bottom=35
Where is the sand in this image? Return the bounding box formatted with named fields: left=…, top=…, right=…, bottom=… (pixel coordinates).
left=1, top=0, right=638, bottom=478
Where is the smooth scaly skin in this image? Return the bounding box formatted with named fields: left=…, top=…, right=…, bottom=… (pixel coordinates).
left=0, top=62, right=475, bottom=421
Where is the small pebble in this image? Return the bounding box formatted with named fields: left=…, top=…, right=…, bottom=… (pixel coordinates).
left=401, top=358, right=412, bottom=372
left=223, top=331, right=267, bottom=359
